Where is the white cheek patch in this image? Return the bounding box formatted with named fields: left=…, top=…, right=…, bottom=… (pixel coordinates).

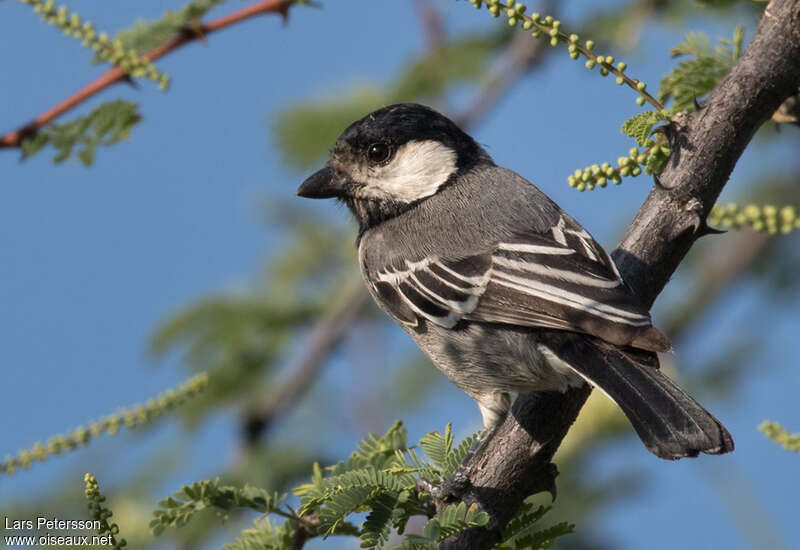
left=357, top=140, right=458, bottom=203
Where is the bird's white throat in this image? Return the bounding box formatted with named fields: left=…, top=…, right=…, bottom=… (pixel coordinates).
left=356, top=140, right=457, bottom=203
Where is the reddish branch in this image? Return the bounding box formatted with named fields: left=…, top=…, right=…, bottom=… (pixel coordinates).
left=0, top=0, right=296, bottom=149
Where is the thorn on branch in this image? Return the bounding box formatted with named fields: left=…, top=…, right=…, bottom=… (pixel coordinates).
left=180, top=21, right=208, bottom=44
left=684, top=197, right=725, bottom=238
left=121, top=74, right=140, bottom=89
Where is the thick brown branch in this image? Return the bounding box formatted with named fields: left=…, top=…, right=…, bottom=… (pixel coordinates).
left=0, top=0, right=296, bottom=149
left=441, top=1, right=800, bottom=548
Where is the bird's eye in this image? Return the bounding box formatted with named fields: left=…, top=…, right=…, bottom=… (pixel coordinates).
left=367, top=142, right=392, bottom=164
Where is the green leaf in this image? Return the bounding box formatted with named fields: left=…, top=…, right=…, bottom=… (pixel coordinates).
left=360, top=491, right=399, bottom=550
left=317, top=486, right=375, bottom=537
left=443, top=432, right=478, bottom=478
left=21, top=100, right=142, bottom=165
left=109, top=0, right=231, bottom=55
left=434, top=501, right=490, bottom=539
left=221, top=517, right=295, bottom=550
left=659, top=26, right=744, bottom=112
left=150, top=479, right=284, bottom=535
left=620, top=111, right=662, bottom=147
left=419, top=425, right=454, bottom=472
left=496, top=503, right=574, bottom=550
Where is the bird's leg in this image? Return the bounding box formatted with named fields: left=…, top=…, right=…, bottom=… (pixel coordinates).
left=424, top=393, right=510, bottom=502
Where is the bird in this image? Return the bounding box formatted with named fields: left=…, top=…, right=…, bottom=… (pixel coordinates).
left=297, top=102, right=734, bottom=461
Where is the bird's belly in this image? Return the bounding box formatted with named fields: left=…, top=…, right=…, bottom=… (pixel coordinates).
left=409, top=322, right=583, bottom=397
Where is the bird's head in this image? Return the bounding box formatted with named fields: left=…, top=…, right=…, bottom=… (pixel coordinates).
left=297, top=103, right=492, bottom=230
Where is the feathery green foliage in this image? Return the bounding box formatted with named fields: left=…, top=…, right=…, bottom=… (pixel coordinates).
left=708, top=203, right=800, bottom=234
left=270, top=422, right=568, bottom=549
left=759, top=421, right=800, bottom=452
left=1, top=374, right=208, bottom=476
left=621, top=111, right=666, bottom=147
left=659, top=26, right=744, bottom=112
left=565, top=25, right=746, bottom=191
left=221, top=517, right=296, bottom=550
left=496, top=503, right=574, bottom=549
left=110, top=0, right=231, bottom=55
left=84, top=473, right=127, bottom=549
left=150, top=478, right=284, bottom=535
left=18, top=0, right=169, bottom=88
left=20, top=100, right=142, bottom=165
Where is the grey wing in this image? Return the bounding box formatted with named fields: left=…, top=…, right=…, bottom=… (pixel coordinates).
left=366, top=215, right=669, bottom=352
left=369, top=255, right=493, bottom=330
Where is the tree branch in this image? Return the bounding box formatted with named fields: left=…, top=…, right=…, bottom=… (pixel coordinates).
left=0, top=0, right=299, bottom=149
left=441, top=1, right=800, bottom=548
left=241, top=277, right=369, bottom=447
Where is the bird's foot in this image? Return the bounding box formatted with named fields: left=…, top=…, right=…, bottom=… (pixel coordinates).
left=416, top=467, right=472, bottom=503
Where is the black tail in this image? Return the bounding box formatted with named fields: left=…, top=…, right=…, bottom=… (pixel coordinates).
left=556, top=337, right=734, bottom=460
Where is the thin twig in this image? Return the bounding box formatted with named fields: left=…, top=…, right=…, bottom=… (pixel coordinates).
left=0, top=0, right=299, bottom=149
left=241, top=276, right=370, bottom=447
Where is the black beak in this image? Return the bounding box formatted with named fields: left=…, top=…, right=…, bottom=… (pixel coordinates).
left=297, top=166, right=342, bottom=199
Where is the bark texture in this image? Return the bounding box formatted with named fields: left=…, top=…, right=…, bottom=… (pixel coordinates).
left=440, top=2, right=800, bottom=548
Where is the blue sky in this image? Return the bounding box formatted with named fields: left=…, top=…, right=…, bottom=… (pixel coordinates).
left=1, top=1, right=799, bottom=549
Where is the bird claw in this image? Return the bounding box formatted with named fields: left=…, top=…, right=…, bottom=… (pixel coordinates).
left=416, top=468, right=472, bottom=503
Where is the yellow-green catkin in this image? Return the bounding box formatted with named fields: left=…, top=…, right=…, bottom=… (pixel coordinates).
left=19, top=0, right=169, bottom=89
left=759, top=421, right=800, bottom=452
left=708, top=203, right=799, bottom=234
left=84, top=474, right=127, bottom=549
left=1, top=374, right=208, bottom=476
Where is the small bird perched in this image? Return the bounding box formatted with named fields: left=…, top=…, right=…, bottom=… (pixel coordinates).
left=298, top=103, right=733, bottom=461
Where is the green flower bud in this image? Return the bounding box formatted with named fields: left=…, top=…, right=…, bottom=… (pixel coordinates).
left=636, top=97, right=646, bottom=106
left=585, top=59, right=596, bottom=69
left=617, top=61, right=627, bottom=71
left=616, top=76, right=624, bottom=85
left=550, top=36, right=558, bottom=46
left=636, top=81, right=646, bottom=91
left=585, top=40, right=594, bottom=50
